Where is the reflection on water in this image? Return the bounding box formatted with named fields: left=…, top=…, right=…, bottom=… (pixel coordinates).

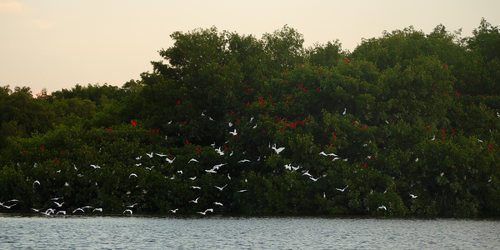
left=1, top=215, right=499, bottom=249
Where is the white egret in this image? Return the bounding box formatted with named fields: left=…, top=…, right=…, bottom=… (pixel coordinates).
left=336, top=185, right=348, bottom=192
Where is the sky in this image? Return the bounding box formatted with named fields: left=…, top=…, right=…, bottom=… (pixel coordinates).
left=1, top=0, right=499, bottom=94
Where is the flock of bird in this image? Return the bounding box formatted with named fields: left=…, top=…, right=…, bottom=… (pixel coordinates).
left=0, top=108, right=422, bottom=217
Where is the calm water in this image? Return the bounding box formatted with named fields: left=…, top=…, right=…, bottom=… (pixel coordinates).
left=1, top=215, right=499, bottom=249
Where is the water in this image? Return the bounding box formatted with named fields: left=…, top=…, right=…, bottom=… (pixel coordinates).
left=1, top=215, right=499, bottom=249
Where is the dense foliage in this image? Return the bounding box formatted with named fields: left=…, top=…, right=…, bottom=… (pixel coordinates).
left=1, top=20, right=498, bottom=217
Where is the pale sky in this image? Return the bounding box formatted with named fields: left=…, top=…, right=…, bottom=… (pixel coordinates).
left=1, top=0, right=499, bottom=94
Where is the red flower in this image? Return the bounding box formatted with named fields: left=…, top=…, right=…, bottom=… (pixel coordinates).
left=131, top=120, right=137, bottom=127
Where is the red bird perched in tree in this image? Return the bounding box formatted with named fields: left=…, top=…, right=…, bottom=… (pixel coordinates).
left=332, top=132, right=337, bottom=141
left=487, top=143, right=494, bottom=153
left=131, top=120, right=137, bottom=127
left=440, top=128, right=446, bottom=141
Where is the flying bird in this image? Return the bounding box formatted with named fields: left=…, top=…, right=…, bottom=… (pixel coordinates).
left=170, top=208, right=178, bottom=213
left=409, top=194, right=418, bottom=199
left=189, top=197, right=200, bottom=204
left=123, top=209, right=133, bottom=215
left=336, top=185, right=348, bottom=192
left=309, top=176, right=320, bottom=182
left=129, top=173, right=138, bottom=178
left=238, top=159, right=251, bottom=163
left=272, top=144, right=285, bottom=154
left=377, top=205, right=387, bottom=211
left=342, top=108, right=347, bottom=115
left=92, top=208, right=103, bottom=213
left=155, top=153, right=167, bottom=157
left=146, top=152, right=154, bottom=158
left=90, top=164, right=101, bottom=169
left=72, top=208, right=85, bottom=214
left=229, top=129, right=237, bottom=136
left=215, top=184, right=228, bottom=191
left=197, top=208, right=214, bottom=216
left=165, top=157, right=176, bottom=164
left=188, top=158, right=199, bottom=164
left=215, top=147, right=225, bottom=156
left=191, top=186, right=201, bottom=190
left=237, top=189, right=247, bottom=193
left=54, top=201, right=64, bottom=207
left=214, top=202, right=223, bottom=206
left=126, top=203, right=138, bottom=208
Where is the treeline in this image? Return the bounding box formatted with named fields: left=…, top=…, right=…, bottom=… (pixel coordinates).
left=0, top=20, right=498, bottom=217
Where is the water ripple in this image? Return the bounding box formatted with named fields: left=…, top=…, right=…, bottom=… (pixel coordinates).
left=0, top=216, right=499, bottom=249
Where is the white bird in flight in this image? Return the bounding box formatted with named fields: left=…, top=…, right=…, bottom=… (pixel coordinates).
left=309, top=176, right=320, bottom=182
left=377, top=205, right=387, bottom=211
left=170, top=208, right=178, bottom=213
left=191, top=186, right=201, bottom=190
left=129, top=173, right=138, bottom=178
left=319, top=151, right=337, bottom=157
left=272, top=144, right=285, bottom=154
left=155, top=153, right=167, bottom=157
left=205, top=169, right=217, bottom=174
left=126, top=203, right=138, bottom=208
left=90, top=164, right=101, bottom=169
left=238, top=159, right=251, bottom=163
left=123, top=209, right=133, bottom=215
left=72, top=208, right=85, bottom=214
left=189, top=176, right=197, bottom=181
left=237, top=189, right=247, bottom=193
left=215, top=147, right=225, bottom=156
left=197, top=208, right=214, bottom=216
left=336, top=185, right=348, bottom=192
left=188, top=158, right=199, bottom=164
left=93, top=208, right=103, bottom=213
left=146, top=152, right=154, bottom=158
left=165, top=157, right=176, bottom=164
left=54, top=201, right=64, bottom=207
left=409, top=194, right=418, bottom=199
left=214, top=202, right=223, bottom=206
left=229, top=129, right=237, bottom=136
left=342, top=107, right=347, bottom=115
left=189, top=197, right=200, bottom=204
left=214, top=184, right=228, bottom=191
